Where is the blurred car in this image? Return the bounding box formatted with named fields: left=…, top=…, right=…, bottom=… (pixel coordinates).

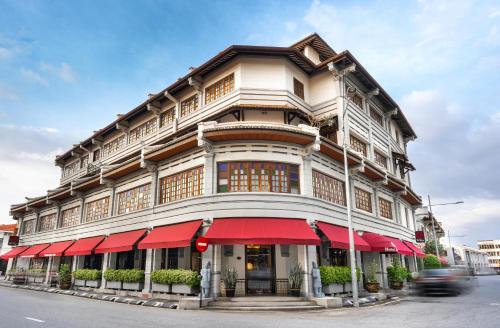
left=415, top=268, right=472, bottom=296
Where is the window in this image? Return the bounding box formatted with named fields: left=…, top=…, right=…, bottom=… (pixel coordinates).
left=103, top=135, right=126, bottom=157
left=160, top=107, right=175, bottom=127
left=38, top=213, right=56, bottom=232
left=93, top=149, right=101, bottom=162
left=293, top=78, right=304, bottom=100
left=22, top=219, right=35, bottom=235
left=312, top=170, right=346, bottom=206
left=63, top=161, right=79, bottom=178
left=128, top=118, right=157, bottom=143
left=217, top=161, right=300, bottom=194
left=180, top=94, right=199, bottom=117
left=350, top=135, right=367, bottom=156
left=329, top=248, right=347, bottom=266
left=205, top=73, right=234, bottom=104
left=61, top=206, right=81, bottom=228
left=80, top=156, right=89, bottom=169
left=379, top=198, right=393, bottom=219
left=117, top=184, right=151, bottom=215
left=370, top=106, right=384, bottom=127
left=354, top=187, right=372, bottom=212
left=84, top=197, right=110, bottom=223
left=83, top=254, right=103, bottom=270
left=348, top=90, right=363, bottom=108
left=224, top=245, right=234, bottom=257
left=374, top=151, right=387, bottom=169
left=158, top=166, right=204, bottom=204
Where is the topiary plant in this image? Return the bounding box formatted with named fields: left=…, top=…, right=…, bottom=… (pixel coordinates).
left=423, top=254, right=441, bottom=269
left=387, top=258, right=408, bottom=284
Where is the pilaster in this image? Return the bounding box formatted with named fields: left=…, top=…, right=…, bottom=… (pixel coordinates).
left=142, top=249, right=154, bottom=294
left=301, top=154, right=313, bottom=197
left=100, top=253, right=109, bottom=291
left=44, top=257, right=54, bottom=284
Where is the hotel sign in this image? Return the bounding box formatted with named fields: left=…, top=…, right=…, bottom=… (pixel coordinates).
left=7, top=235, right=19, bottom=246
left=415, top=231, right=425, bottom=243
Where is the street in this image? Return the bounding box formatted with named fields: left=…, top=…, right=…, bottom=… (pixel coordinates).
left=0, top=275, right=499, bottom=328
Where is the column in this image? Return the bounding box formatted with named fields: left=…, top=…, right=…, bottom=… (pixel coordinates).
left=100, top=253, right=109, bottom=290
left=141, top=249, right=154, bottom=295
left=34, top=211, right=41, bottom=233
left=368, top=121, right=374, bottom=161
left=108, top=185, right=116, bottom=216
left=356, top=250, right=364, bottom=289
left=5, top=259, right=14, bottom=280
left=301, top=155, right=313, bottom=197
left=54, top=205, right=61, bottom=230
left=393, top=198, right=401, bottom=225
left=212, top=245, right=222, bottom=298
left=79, top=197, right=85, bottom=224
left=380, top=254, right=389, bottom=289
left=44, top=257, right=54, bottom=285
left=297, top=245, right=315, bottom=297
left=71, top=256, right=78, bottom=283
left=203, top=152, right=215, bottom=195
left=149, top=167, right=159, bottom=206
left=373, top=188, right=380, bottom=218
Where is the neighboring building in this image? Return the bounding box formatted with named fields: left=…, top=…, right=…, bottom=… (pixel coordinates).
left=5, top=34, right=423, bottom=298
left=478, top=240, right=500, bottom=274
left=446, top=244, right=493, bottom=275
left=415, top=207, right=445, bottom=246
left=0, top=224, right=17, bottom=275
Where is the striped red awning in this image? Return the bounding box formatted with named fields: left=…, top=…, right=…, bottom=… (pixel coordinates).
left=39, top=240, right=75, bottom=257
left=316, top=222, right=371, bottom=252
left=361, top=233, right=398, bottom=253
left=0, top=246, right=30, bottom=260
left=386, top=237, right=414, bottom=256
left=138, top=220, right=202, bottom=250
left=19, top=244, right=51, bottom=258
left=403, top=241, right=426, bottom=258
left=65, top=236, right=105, bottom=256
left=95, top=229, right=147, bottom=254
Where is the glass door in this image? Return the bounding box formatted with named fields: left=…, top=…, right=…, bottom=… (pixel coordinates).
left=245, top=245, right=275, bottom=295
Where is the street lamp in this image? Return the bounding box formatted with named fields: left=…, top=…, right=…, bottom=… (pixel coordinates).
left=447, top=230, right=465, bottom=265
left=427, top=196, right=464, bottom=257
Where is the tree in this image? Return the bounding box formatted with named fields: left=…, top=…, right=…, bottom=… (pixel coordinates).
left=423, top=254, right=441, bottom=269
left=424, top=240, right=445, bottom=256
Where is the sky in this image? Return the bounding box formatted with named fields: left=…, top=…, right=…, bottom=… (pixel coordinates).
left=0, top=0, right=499, bottom=247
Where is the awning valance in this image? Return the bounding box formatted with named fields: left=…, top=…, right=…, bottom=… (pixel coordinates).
left=360, top=233, right=398, bottom=253
left=39, top=240, right=74, bottom=257
left=65, top=236, right=105, bottom=256
left=205, top=218, right=321, bottom=245
left=403, top=241, right=426, bottom=258
left=95, top=229, right=147, bottom=254
left=0, top=246, right=30, bottom=260
left=386, top=237, right=414, bottom=256
left=316, top=222, right=371, bottom=252
left=138, top=220, right=202, bottom=250
left=19, top=243, right=51, bottom=258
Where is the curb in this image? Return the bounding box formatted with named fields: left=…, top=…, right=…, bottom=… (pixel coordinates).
left=0, top=282, right=177, bottom=309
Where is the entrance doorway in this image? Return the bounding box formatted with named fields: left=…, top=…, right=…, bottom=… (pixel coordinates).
left=245, top=245, right=275, bottom=295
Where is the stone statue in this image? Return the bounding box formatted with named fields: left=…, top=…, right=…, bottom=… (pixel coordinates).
left=311, top=262, right=324, bottom=297
left=201, top=261, right=211, bottom=298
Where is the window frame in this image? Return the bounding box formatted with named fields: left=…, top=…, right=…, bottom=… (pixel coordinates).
left=354, top=187, right=372, bottom=213
left=379, top=197, right=393, bottom=220
left=312, top=170, right=346, bottom=206
left=158, top=166, right=205, bottom=205
left=293, top=77, right=305, bottom=100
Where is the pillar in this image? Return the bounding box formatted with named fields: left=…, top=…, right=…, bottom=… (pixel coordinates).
left=44, top=257, right=54, bottom=284
left=301, top=155, right=313, bottom=197
left=100, top=253, right=109, bottom=290
left=149, top=166, right=159, bottom=206
left=356, top=250, right=364, bottom=288
left=142, top=249, right=154, bottom=294
left=5, top=259, right=14, bottom=280
left=380, top=254, right=389, bottom=289
left=54, top=205, right=61, bottom=230
left=298, top=245, right=315, bottom=297
left=211, top=245, right=222, bottom=298
left=79, top=197, right=85, bottom=224
left=203, top=153, right=215, bottom=195
left=108, top=185, right=116, bottom=216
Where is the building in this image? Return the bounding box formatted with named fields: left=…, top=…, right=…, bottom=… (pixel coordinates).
left=478, top=240, right=500, bottom=274
left=5, top=34, right=423, bottom=298
left=0, top=224, right=17, bottom=275
left=445, top=244, right=493, bottom=275
left=415, top=207, right=445, bottom=246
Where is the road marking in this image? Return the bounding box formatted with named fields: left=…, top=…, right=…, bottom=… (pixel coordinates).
left=25, top=317, right=45, bottom=323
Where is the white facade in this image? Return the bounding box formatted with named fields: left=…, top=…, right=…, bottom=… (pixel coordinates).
left=478, top=240, right=500, bottom=274
left=447, top=244, right=494, bottom=275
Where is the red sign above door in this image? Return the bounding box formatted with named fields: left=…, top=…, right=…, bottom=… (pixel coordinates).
left=195, top=236, right=209, bottom=253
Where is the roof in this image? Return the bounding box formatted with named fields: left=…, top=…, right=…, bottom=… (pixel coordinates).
left=51, top=33, right=416, bottom=163
left=0, top=224, right=16, bottom=232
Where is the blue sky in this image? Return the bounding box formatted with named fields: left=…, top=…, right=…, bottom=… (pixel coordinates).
left=0, top=0, right=499, bottom=247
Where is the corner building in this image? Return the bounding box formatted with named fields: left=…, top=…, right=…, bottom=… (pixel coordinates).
left=6, top=34, right=423, bottom=298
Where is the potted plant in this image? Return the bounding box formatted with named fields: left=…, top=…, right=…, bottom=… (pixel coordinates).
left=122, top=269, right=145, bottom=291
left=73, top=269, right=102, bottom=288
left=222, top=267, right=238, bottom=297
left=387, top=258, right=408, bottom=290
left=320, top=266, right=345, bottom=294
left=171, top=269, right=200, bottom=294
left=58, top=264, right=71, bottom=290
left=12, top=269, right=26, bottom=285
left=104, top=269, right=122, bottom=289
left=364, top=260, right=380, bottom=293
left=151, top=270, right=172, bottom=293
left=288, top=264, right=304, bottom=297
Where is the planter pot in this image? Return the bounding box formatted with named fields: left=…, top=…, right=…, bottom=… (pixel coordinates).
left=34, top=276, right=45, bottom=283
left=13, top=274, right=26, bottom=285
left=27, top=276, right=35, bottom=283
left=390, top=281, right=404, bottom=290
left=344, top=283, right=352, bottom=293
left=122, top=282, right=144, bottom=291
left=152, top=282, right=171, bottom=293
left=106, top=281, right=122, bottom=289
left=74, top=279, right=86, bottom=287
left=86, top=280, right=101, bottom=288
left=322, top=283, right=344, bottom=295
left=365, top=282, right=380, bottom=293
left=59, top=281, right=71, bottom=290
left=225, top=288, right=236, bottom=297
left=289, top=288, right=301, bottom=297
left=172, top=284, right=195, bottom=294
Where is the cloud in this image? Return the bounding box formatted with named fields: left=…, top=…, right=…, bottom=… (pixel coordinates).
left=0, top=86, right=19, bottom=101
left=20, top=67, right=49, bottom=86
left=0, top=47, right=13, bottom=59
left=0, top=124, right=68, bottom=224
left=40, top=62, right=77, bottom=83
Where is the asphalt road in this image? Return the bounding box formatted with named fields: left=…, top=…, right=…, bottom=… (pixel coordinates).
left=1, top=275, right=499, bottom=328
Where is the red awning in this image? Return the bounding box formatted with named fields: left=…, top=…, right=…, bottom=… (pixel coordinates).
left=39, top=241, right=75, bottom=257
left=19, top=243, right=51, bottom=258
left=0, top=246, right=30, bottom=260
left=386, top=237, right=414, bottom=256
left=361, top=232, right=398, bottom=253
left=95, top=229, right=147, bottom=254
left=316, top=222, right=371, bottom=252
left=65, top=236, right=105, bottom=256
left=403, top=241, right=426, bottom=258
left=205, top=218, right=321, bottom=245
left=138, top=220, right=202, bottom=250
